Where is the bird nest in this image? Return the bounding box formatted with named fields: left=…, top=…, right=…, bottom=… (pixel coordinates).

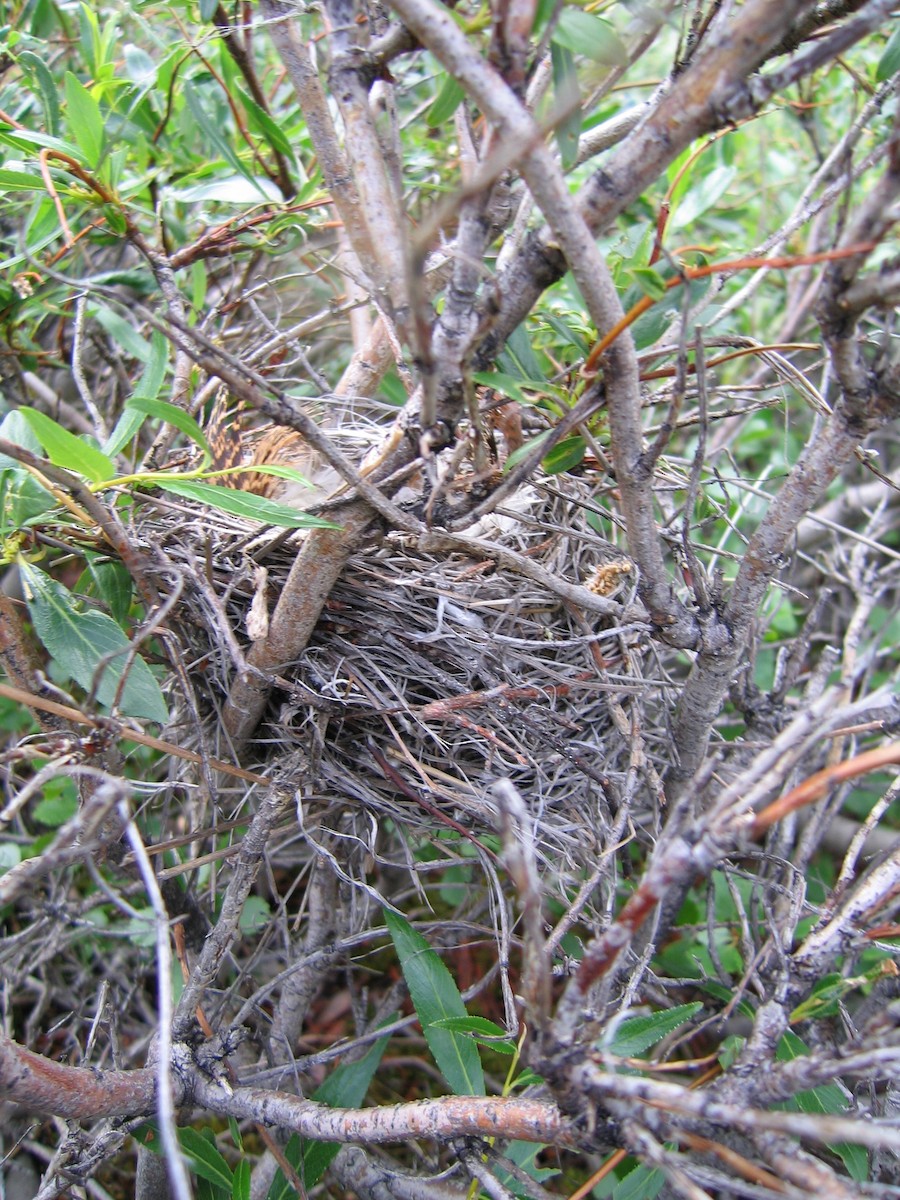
left=143, top=471, right=667, bottom=904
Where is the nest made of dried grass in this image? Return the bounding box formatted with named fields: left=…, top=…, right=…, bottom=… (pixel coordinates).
left=139, top=466, right=671, bottom=912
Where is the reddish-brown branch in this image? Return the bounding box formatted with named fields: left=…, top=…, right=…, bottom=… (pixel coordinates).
left=582, top=244, right=876, bottom=377
left=751, top=741, right=900, bottom=836
left=0, top=681, right=268, bottom=785
left=0, top=1032, right=160, bottom=1119
left=0, top=1031, right=576, bottom=1149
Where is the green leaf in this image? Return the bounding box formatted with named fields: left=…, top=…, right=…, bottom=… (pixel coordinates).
left=552, top=10, right=627, bottom=65
left=231, top=1159, right=250, bottom=1200
left=427, top=74, right=465, bottom=127
left=239, top=895, right=270, bottom=935
left=132, top=331, right=170, bottom=403
left=86, top=268, right=156, bottom=295
left=0, top=843, right=22, bottom=875
left=502, top=324, right=544, bottom=381
left=495, top=1141, right=560, bottom=1196
left=604, top=1002, right=703, bottom=1058
left=551, top=43, right=581, bottom=170
left=79, top=556, right=134, bottom=626
left=626, top=267, right=668, bottom=302
left=18, top=408, right=115, bottom=484
left=94, top=306, right=153, bottom=362
left=0, top=127, right=83, bottom=161
left=129, top=396, right=209, bottom=456
left=0, top=409, right=44, bottom=463
left=832, top=1141, right=868, bottom=1182
left=168, top=176, right=282, bottom=204
left=630, top=303, right=673, bottom=350
left=17, top=51, right=62, bottom=136
left=180, top=1128, right=234, bottom=1190
left=876, top=22, right=900, bottom=81
left=671, top=165, right=737, bottom=229
left=236, top=87, right=296, bottom=163
left=33, top=780, right=78, bottom=827
left=473, top=370, right=547, bottom=404
left=385, top=909, right=485, bottom=1096
left=64, top=71, right=104, bottom=167
left=184, top=83, right=269, bottom=199
left=228, top=1118, right=243, bottom=1152
left=191, top=261, right=208, bottom=310
left=104, top=406, right=147, bottom=458
left=123, top=43, right=157, bottom=87
left=230, top=463, right=313, bottom=486
left=155, top=479, right=339, bottom=529
left=542, top=435, right=585, bottom=474
left=267, top=1029, right=392, bottom=1199
left=0, top=469, right=57, bottom=533
left=503, top=430, right=552, bottom=472
left=19, top=562, right=169, bottom=723
left=613, top=1164, right=664, bottom=1200
left=432, top=1016, right=517, bottom=1054
left=0, top=169, right=44, bottom=192
left=777, top=1031, right=851, bottom=1120
left=542, top=313, right=589, bottom=353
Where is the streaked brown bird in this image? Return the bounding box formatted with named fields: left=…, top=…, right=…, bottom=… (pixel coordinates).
left=207, top=389, right=338, bottom=507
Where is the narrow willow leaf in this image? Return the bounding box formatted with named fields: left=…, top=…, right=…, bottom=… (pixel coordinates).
left=179, top=1128, right=233, bottom=1190
left=123, top=43, right=157, bottom=86
left=19, top=407, right=115, bottom=484
left=232, top=1159, right=251, bottom=1200
left=385, top=909, right=485, bottom=1096
left=472, top=370, right=548, bottom=404
left=17, top=52, right=62, bottom=135
left=626, top=267, right=668, bottom=301
left=129, top=396, right=209, bottom=456
left=184, top=84, right=268, bottom=198
left=503, top=324, right=544, bottom=380
left=503, top=430, right=552, bottom=473
left=427, top=74, right=465, bottom=127
left=19, top=562, right=169, bottom=723
left=542, top=313, right=589, bottom=353
left=94, top=306, right=152, bottom=362
left=0, top=127, right=84, bottom=161
left=64, top=71, right=104, bottom=166
left=132, top=330, right=170, bottom=402
left=552, top=10, right=627, bottom=65
left=671, top=164, right=737, bottom=229
left=236, top=87, right=296, bottom=163
left=612, top=1164, right=664, bottom=1200
left=85, top=268, right=156, bottom=294
left=232, top=462, right=312, bottom=485
left=432, top=1016, right=517, bottom=1054
left=0, top=169, right=44, bottom=191
left=156, top=478, right=338, bottom=529
left=876, top=22, right=900, bottom=81
left=542, top=435, right=585, bottom=474
left=551, top=43, right=581, bottom=170
left=605, top=1002, right=703, bottom=1058
left=267, top=1030, right=392, bottom=1200
left=103, top=406, right=146, bottom=457
left=168, top=176, right=282, bottom=203
left=777, top=1030, right=863, bottom=1176
left=79, top=556, right=134, bottom=627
